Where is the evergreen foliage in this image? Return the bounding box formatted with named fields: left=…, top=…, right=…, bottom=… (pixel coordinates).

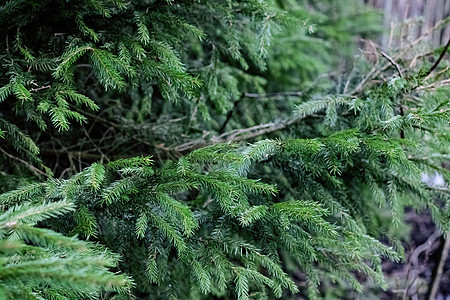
left=0, top=200, right=132, bottom=299
left=0, top=0, right=449, bottom=299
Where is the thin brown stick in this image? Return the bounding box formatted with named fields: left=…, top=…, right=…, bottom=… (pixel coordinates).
left=30, top=85, right=51, bottom=92
left=410, top=231, right=441, bottom=267
left=243, top=91, right=303, bottom=98
left=388, top=21, right=395, bottom=50
left=0, top=147, right=48, bottom=178
left=416, top=78, right=450, bottom=90
left=425, top=37, right=450, bottom=77
left=428, top=233, right=450, bottom=300
left=219, top=95, right=243, bottom=134
left=424, top=65, right=450, bottom=81
left=381, top=50, right=403, bottom=77
left=173, top=117, right=306, bottom=154
left=82, top=127, right=110, bottom=163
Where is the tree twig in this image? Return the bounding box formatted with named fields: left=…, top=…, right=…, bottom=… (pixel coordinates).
left=425, top=37, right=450, bottom=77
left=30, top=85, right=51, bottom=92
left=0, top=147, right=48, bottom=178
left=410, top=231, right=441, bottom=267
left=173, top=116, right=306, bottom=154
left=381, top=50, right=403, bottom=77
left=416, top=78, right=450, bottom=90
left=243, top=91, right=303, bottom=98
left=218, top=91, right=304, bottom=134
left=428, top=233, right=450, bottom=300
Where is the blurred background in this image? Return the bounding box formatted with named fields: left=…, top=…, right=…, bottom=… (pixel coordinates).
left=365, top=0, right=449, bottom=47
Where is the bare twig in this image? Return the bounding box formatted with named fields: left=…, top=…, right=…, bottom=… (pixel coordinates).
left=219, top=91, right=304, bottom=133
left=348, top=63, right=379, bottom=95
left=381, top=50, right=403, bottom=77
left=0, top=147, right=48, bottom=178
left=425, top=37, right=450, bottom=77
left=380, top=49, right=406, bottom=139
left=41, top=149, right=108, bottom=161
left=416, top=78, right=450, bottom=90
left=404, top=230, right=441, bottom=298
left=424, top=65, right=449, bottom=81
left=219, top=95, right=243, bottom=134
left=243, top=91, right=303, bottom=98
left=343, top=62, right=357, bottom=95
left=82, top=127, right=110, bottom=163
left=388, top=21, right=395, bottom=50
left=410, top=231, right=441, bottom=267
left=428, top=233, right=450, bottom=300
left=30, top=85, right=51, bottom=92
left=173, top=117, right=306, bottom=154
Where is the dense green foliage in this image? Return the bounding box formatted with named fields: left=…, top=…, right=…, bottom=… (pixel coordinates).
left=0, top=200, right=132, bottom=298
left=0, top=0, right=449, bottom=299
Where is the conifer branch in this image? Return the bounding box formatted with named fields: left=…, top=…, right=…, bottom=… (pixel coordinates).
left=1, top=1, right=449, bottom=298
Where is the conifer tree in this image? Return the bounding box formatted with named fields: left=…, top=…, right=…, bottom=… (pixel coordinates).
left=0, top=0, right=449, bottom=299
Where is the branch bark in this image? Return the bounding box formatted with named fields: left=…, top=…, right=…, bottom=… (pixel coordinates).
left=428, top=233, right=450, bottom=300
left=0, top=147, right=49, bottom=178
left=425, top=37, right=450, bottom=77
left=173, top=116, right=305, bottom=154
left=381, top=50, right=403, bottom=78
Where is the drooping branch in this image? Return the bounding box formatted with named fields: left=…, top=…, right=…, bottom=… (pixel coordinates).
left=243, top=91, right=303, bottom=98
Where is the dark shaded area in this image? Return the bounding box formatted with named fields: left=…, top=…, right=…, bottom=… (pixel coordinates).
left=382, top=210, right=450, bottom=299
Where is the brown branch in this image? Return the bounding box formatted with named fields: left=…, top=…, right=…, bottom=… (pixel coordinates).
left=381, top=51, right=403, bottom=78
left=416, top=78, right=450, bottom=90
left=173, top=117, right=305, bottom=154
left=213, top=118, right=300, bottom=143
left=409, top=231, right=441, bottom=267
left=30, top=85, right=51, bottom=92
left=380, top=50, right=405, bottom=139
left=82, top=127, right=110, bottom=163
left=243, top=91, right=303, bottom=98
left=218, top=91, right=304, bottom=134
left=424, top=65, right=450, bottom=81
left=0, top=147, right=49, bottom=178
left=41, top=149, right=107, bottom=161
left=425, top=37, right=450, bottom=77
left=428, top=233, right=450, bottom=300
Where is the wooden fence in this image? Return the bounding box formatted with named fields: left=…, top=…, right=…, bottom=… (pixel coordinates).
left=363, top=0, right=450, bottom=48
